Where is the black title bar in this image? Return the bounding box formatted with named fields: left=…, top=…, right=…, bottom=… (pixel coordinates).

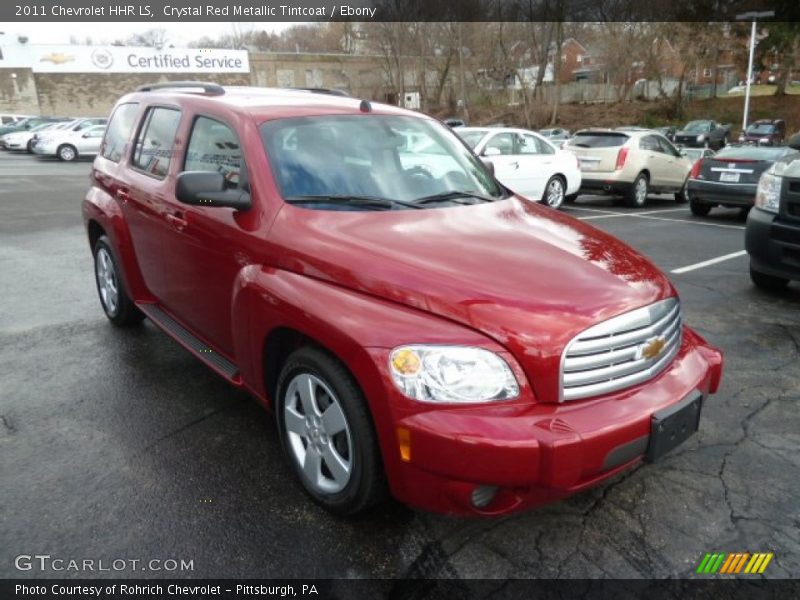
left=2, top=0, right=798, bottom=22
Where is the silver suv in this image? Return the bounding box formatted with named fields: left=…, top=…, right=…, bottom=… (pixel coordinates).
left=565, top=129, right=693, bottom=207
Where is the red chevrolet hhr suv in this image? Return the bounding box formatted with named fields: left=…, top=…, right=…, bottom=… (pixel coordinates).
left=83, top=83, right=723, bottom=516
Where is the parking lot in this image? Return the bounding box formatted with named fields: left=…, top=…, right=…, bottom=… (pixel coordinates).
left=1, top=148, right=799, bottom=582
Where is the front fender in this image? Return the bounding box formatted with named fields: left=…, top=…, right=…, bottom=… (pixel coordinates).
left=230, top=266, right=516, bottom=487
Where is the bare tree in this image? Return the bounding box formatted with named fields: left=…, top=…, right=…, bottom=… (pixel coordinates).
left=127, top=28, right=169, bottom=49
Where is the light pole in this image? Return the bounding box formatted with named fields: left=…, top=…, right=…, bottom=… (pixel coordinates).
left=736, top=10, right=775, bottom=132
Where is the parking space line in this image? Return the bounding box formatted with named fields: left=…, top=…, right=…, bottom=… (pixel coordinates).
left=631, top=214, right=745, bottom=230
left=671, top=250, right=748, bottom=274
left=578, top=214, right=630, bottom=221
left=566, top=206, right=623, bottom=215
left=635, top=207, right=693, bottom=215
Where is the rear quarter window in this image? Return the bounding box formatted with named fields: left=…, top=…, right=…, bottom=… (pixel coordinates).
left=102, top=103, right=139, bottom=163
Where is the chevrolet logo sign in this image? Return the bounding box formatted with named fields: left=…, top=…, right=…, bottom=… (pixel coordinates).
left=638, top=336, right=667, bottom=360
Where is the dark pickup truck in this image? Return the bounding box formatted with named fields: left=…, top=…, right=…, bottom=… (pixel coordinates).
left=674, top=120, right=732, bottom=150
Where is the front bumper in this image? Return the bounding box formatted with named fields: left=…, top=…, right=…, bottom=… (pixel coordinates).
left=745, top=207, right=800, bottom=282
left=32, top=142, right=57, bottom=156
left=374, top=327, right=723, bottom=516
left=687, top=179, right=757, bottom=207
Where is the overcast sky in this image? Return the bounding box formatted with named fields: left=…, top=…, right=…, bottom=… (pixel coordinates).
left=2, top=22, right=296, bottom=46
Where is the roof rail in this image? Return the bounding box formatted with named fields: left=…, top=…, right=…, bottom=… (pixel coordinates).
left=291, top=87, right=350, bottom=97
left=136, top=81, right=225, bottom=96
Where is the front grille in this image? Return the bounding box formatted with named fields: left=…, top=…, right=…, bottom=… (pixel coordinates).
left=561, top=297, right=682, bottom=401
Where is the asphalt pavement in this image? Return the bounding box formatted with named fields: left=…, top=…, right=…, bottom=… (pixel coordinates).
left=1, top=150, right=799, bottom=582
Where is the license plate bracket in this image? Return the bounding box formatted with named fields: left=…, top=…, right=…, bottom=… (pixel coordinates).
left=645, top=391, right=703, bottom=462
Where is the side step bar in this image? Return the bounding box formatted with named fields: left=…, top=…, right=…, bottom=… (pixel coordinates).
left=137, top=303, right=240, bottom=382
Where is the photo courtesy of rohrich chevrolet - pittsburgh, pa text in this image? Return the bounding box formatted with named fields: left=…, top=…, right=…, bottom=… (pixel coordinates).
left=1, top=0, right=799, bottom=598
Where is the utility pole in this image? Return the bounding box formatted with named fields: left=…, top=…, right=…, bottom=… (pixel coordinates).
left=457, top=23, right=469, bottom=124
left=736, top=10, right=775, bottom=132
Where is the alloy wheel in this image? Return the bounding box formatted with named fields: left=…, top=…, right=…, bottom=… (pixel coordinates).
left=545, top=178, right=565, bottom=209
left=283, top=373, right=353, bottom=494
left=95, top=247, right=119, bottom=316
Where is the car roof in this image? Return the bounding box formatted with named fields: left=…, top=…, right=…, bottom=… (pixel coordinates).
left=119, top=85, right=421, bottom=124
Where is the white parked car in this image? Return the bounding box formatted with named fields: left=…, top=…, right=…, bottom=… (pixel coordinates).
left=30, top=117, right=107, bottom=153
left=33, top=124, right=106, bottom=161
left=0, top=122, right=64, bottom=151
left=456, top=127, right=581, bottom=209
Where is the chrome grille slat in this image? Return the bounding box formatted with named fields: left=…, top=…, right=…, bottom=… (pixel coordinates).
left=561, top=298, right=682, bottom=401
left=563, top=327, right=680, bottom=387
left=567, top=303, right=680, bottom=355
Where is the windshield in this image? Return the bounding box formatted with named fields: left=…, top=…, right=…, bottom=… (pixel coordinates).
left=456, top=129, right=489, bottom=149
left=745, top=123, right=775, bottom=135
left=684, top=121, right=711, bottom=132
left=261, top=115, right=503, bottom=209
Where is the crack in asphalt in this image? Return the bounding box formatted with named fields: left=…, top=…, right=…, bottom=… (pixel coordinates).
left=1, top=414, right=16, bottom=434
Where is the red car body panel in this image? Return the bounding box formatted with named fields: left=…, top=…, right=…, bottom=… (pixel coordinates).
left=82, top=89, right=723, bottom=516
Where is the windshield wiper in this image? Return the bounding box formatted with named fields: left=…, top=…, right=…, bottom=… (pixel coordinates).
left=413, top=190, right=500, bottom=205
left=285, top=194, right=423, bottom=210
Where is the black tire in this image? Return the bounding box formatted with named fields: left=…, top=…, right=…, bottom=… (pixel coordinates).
left=57, top=144, right=78, bottom=162
left=564, top=194, right=578, bottom=203
left=690, top=199, right=712, bottom=216
left=276, top=346, right=387, bottom=515
left=93, top=235, right=144, bottom=326
left=675, top=180, right=689, bottom=204
left=625, top=173, right=649, bottom=207
left=749, top=264, right=790, bottom=291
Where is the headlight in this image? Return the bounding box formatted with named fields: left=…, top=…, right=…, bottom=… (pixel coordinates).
left=696, top=134, right=705, bottom=142
left=755, top=170, right=782, bottom=213
left=389, top=345, right=519, bottom=403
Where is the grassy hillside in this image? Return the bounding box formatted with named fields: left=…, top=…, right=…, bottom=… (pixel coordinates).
left=451, top=94, right=800, bottom=138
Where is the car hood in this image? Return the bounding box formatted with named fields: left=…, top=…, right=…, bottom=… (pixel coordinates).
left=269, top=197, right=675, bottom=402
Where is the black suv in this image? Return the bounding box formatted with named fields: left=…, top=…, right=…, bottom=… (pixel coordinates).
left=746, top=133, right=800, bottom=290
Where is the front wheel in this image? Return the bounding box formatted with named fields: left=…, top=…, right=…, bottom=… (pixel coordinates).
left=58, top=144, right=77, bottom=162
left=749, top=264, right=789, bottom=291
left=541, top=176, right=566, bottom=209
left=276, top=347, right=386, bottom=515
left=690, top=199, right=712, bottom=216
left=625, top=173, right=648, bottom=207
left=93, top=235, right=143, bottom=326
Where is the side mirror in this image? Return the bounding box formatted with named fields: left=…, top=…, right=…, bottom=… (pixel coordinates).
left=82, top=133, right=90, bottom=138
left=788, top=133, right=800, bottom=151
left=481, top=158, right=495, bottom=176
left=176, top=171, right=251, bottom=211
left=483, top=147, right=501, bottom=157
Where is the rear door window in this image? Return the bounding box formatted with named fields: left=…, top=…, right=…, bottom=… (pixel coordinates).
left=102, top=103, right=139, bottom=163
left=131, top=107, right=181, bottom=178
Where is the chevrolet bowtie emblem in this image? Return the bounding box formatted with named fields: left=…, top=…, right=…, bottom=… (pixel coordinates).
left=640, top=336, right=666, bottom=360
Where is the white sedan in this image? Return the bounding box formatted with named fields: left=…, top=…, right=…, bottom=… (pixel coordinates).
left=33, top=125, right=106, bottom=161
left=456, top=127, right=581, bottom=209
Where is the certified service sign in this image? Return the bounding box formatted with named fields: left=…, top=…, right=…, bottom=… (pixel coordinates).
left=29, top=45, right=250, bottom=74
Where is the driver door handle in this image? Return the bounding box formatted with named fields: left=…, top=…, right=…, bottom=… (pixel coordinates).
left=166, top=213, right=188, bottom=232
left=509, top=161, right=519, bottom=170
